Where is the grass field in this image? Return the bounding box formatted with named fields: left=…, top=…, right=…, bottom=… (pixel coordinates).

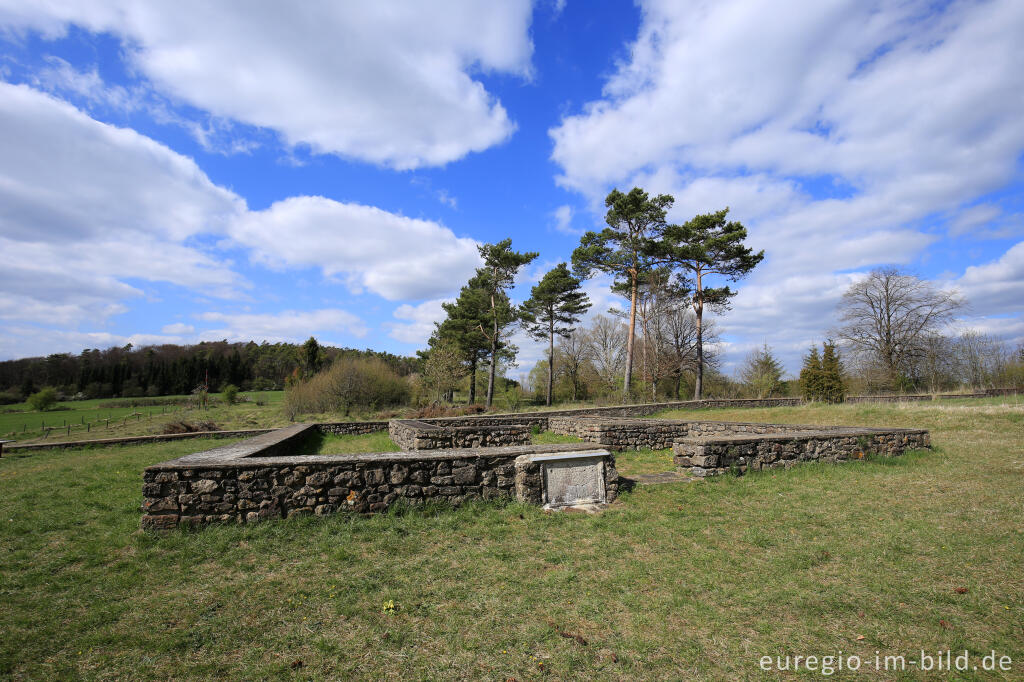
left=1, top=400, right=1021, bottom=679
left=0, top=391, right=287, bottom=443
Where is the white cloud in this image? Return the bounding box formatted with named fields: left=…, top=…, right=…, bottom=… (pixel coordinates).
left=0, top=327, right=190, bottom=361
left=161, top=322, right=195, bottom=335
left=230, top=196, right=482, bottom=301
left=0, top=0, right=534, bottom=168
left=385, top=298, right=452, bottom=345
left=548, top=0, right=1024, bottom=370
left=550, top=0, right=1024, bottom=268
left=551, top=204, right=578, bottom=234
left=0, top=84, right=485, bottom=351
left=0, top=83, right=243, bottom=243
left=954, top=241, right=1024, bottom=316
left=196, top=309, right=367, bottom=343
left=436, top=190, right=458, bottom=210
left=0, top=82, right=246, bottom=326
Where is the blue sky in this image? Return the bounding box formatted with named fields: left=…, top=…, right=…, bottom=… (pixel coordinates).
left=1, top=1, right=1022, bottom=376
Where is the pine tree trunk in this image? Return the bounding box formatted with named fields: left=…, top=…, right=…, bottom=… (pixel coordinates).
left=468, top=358, right=477, bottom=405
left=546, top=319, right=554, bottom=407
left=623, top=272, right=638, bottom=401
left=486, top=314, right=497, bottom=407
left=694, top=271, right=704, bottom=400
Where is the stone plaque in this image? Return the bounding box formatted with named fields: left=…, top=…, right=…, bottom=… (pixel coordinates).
left=541, top=454, right=606, bottom=507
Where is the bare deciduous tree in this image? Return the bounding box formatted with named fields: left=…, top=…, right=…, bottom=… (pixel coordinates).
left=583, top=314, right=628, bottom=395
left=834, top=268, right=964, bottom=390
left=556, top=330, right=590, bottom=401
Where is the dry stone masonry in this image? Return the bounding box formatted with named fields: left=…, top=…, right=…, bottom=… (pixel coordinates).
left=388, top=419, right=531, bottom=451
left=141, top=427, right=617, bottom=529
left=673, top=428, right=930, bottom=477
left=547, top=415, right=930, bottom=477
left=139, top=400, right=934, bottom=529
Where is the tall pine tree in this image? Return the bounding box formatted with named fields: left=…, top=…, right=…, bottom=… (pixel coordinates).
left=433, top=273, right=492, bottom=404
left=476, top=240, right=538, bottom=407
left=520, top=263, right=591, bottom=406
left=653, top=208, right=764, bottom=399
left=572, top=187, right=673, bottom=399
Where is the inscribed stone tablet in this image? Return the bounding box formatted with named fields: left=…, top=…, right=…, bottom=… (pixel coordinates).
left=542, top=456, right=606, bottom=507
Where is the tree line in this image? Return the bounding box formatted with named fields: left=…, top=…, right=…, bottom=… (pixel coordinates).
left=0, top=338, right=420, bottom=403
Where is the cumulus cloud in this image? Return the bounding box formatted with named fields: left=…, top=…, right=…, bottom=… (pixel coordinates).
left=0, top=0, right=534, bottom=168
left=196, top=309, right=367, bottom=343
left=548, top=0, right=1024, bottom=370
left=0, top=82, right=246, bottom=326
left=551, top=204, right=578, bottom=234
left=230, top=196, right=482, bottom=301
left=386, top=298, right=452, bottom=345
left=954, top=241, right=1024, bottom=317
left=0, top=327, right=191, bottom=361
left=0, top=84, right=481, bottom=358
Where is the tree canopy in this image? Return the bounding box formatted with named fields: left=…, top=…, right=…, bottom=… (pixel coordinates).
left=572, top=187, right=674, bottom=398
left=520, top=263, right=591, bottom=405
left=653, top=208, right=764, bottom=399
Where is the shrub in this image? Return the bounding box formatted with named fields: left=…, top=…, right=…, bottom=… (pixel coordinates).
left=27, top=387, right=58, bottom=412
left=0, top=390, right=21, bottom=405
left=285, top=357, right=410, bottom=417
left=162, top=420, right=219, bottom=434
left=222, top=384, right=240, bottom=405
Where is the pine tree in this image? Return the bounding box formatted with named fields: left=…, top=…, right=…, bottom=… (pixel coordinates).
left=520, top=263, right=591, bottom=406
left=653, top=208, right=764, bottom=399
left=799, top=346, right=824, bottom=401
left=572, top=187, right=673, bottom=399
left=820, top=339, right=847, bottom=403
left=739, top=344, right=785, bottom=398
left=433, top=271, right=497, bottom=404
left=477, top=240, right=538, bottom=407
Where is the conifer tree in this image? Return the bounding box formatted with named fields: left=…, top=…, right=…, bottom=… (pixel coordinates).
left=799, top=346, right=824, bottom=401
left=572, top=187, right=673, bottom=399
left=739, top=343, right=785, bottom=398
left=820, top=339, right=847, bottom=403
left=653, top=208, right=764, bottom=399
left=477, top=240, right=538, bottom=408
left=520, top=263, right=591, bottom=405
left=432, top=273, right=491, bottom=404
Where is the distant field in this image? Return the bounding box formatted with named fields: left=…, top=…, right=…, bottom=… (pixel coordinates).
left=1, top=400, right=1020, bottom=679
left=0, top=391, right=286, bottom=442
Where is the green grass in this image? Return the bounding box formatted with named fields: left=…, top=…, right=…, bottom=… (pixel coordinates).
left=302, top=431, right=402, bottom=455
left=298, top=430, right=585, bottom=456
left=0, top=391, right=287, bottom=443
left=1, top=402, right=1021, bottom=679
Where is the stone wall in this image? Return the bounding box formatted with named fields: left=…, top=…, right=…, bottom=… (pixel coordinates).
left=388, top=419, right=531, bottom=451
left=673, top=428, right=930, bottom=477
left=141, top=441, right=613, bottom=529
left=548, top=416, right=829, bottom=450
left=317, top=421, right=390, bottom=436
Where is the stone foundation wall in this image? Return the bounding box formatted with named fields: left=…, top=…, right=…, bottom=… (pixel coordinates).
left=548, top=416, right=691, bottom=450
left=141, top=441, right=610, bottom=529
left=549, top=416, right=829, bottom=450
left=388, top=419, right=531, bottom=451
left=673, top=428, right=930, bottom=477
left=317, top=421, right=389, bottom=436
